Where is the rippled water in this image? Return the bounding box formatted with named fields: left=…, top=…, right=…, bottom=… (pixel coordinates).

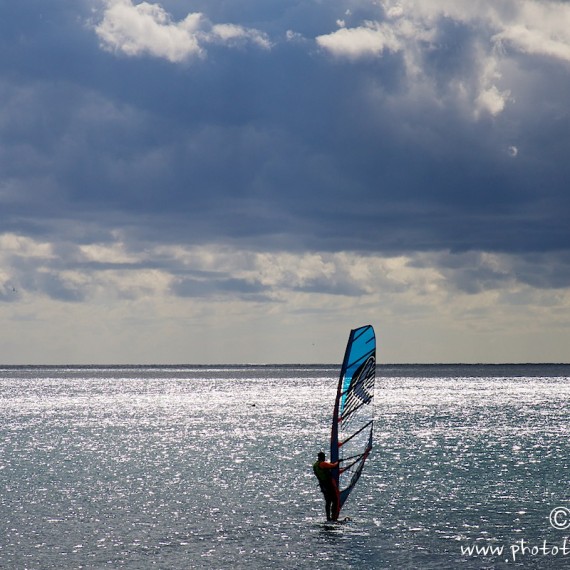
left=1, top=364, right=569, bottom=569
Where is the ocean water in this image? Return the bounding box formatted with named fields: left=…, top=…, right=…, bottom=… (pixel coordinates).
left=1, top=364, right=570, bottom=569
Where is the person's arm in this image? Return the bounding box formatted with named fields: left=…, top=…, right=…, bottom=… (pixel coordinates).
left=319, top=460, right=339, bottom=469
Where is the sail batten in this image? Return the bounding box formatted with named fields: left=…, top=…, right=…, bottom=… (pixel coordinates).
left=339, top=419, right=374, bottom=447
left=330, top=325, right=376, bottom=518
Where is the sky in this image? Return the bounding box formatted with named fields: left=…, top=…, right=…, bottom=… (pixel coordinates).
left=1, top=0, right=570, bottom=364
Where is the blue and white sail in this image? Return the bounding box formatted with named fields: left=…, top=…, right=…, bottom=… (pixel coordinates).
left=330, top=325, right=376, bottom=517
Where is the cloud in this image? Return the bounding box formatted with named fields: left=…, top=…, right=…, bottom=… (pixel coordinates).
left=2, top=0, right=569, bottom=259
left=4, top=233, right=569, bottom=305
left=316, top=21, right=401, bottom=60
left=95, top=0, right=270, bottom=62
left=315, top=0, right=570, bottom=118
left=475, top=84, right=510, bottom=116
left=1, top=0, right=570, bottom=362
left=493, top=1, right=570, bottom=63
left=2, top=231, right=569, bottom=362
left=171, top=275, right=270, bottom=300
left=210, top=23, right=271, bottom=49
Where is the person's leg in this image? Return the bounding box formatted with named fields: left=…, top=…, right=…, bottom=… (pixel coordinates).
left=331, top=481, right=340, bottom=521
left=325, top=494, right=332, bottom=520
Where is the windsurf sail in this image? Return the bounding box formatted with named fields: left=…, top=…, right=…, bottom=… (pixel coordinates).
left=330, top=325, right=376, bottom=519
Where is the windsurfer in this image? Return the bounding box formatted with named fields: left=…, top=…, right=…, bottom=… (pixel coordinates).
left=313, top=452, right=339, bottom=521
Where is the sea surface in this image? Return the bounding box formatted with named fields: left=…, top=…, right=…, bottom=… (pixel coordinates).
left=1, top=364, right=570, bottom=569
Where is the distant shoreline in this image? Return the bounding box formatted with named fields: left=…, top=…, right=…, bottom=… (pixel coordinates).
left=1, top=362, right=569, bottom=370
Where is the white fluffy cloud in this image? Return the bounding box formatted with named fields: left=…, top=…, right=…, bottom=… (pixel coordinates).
left=316, top=21, right=401, bottom=60
left=95, top=0, right=270, bottom=62
left=316, top=0, right=570, bottom=117
left=493, top=1, right=570, bottom=62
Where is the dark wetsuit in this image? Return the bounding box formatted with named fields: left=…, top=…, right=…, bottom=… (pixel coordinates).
left=313, top=460, right=339, bottom=521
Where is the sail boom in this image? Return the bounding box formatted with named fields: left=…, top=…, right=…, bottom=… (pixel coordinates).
left=339, top=448, right=372, bottom=473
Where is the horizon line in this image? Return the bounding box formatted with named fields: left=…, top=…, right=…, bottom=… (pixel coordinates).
left=1, top=362, right=569, bottom=368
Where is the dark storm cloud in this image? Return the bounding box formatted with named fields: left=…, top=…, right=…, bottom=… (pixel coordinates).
left=511, top=252, right=570, bottom=290
left=1, top=0, right=570, bottom=273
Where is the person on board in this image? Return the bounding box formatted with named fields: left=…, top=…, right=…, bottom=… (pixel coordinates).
left=313, top=451, right=339, bottom=521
